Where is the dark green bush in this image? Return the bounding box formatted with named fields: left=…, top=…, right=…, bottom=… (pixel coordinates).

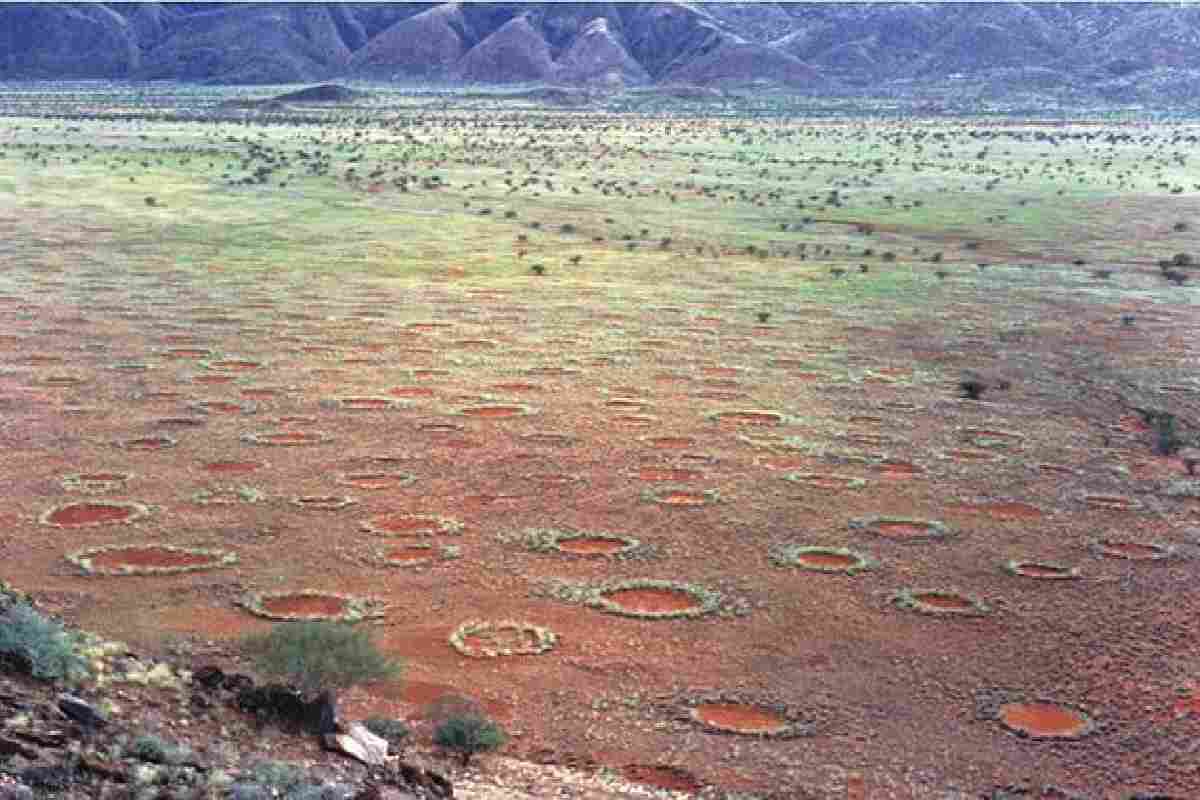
left=241, top=621, right=401, bottom=697
left=433, top=713, right=507, bottom=767
left=363, top=716, right=410, bottom=752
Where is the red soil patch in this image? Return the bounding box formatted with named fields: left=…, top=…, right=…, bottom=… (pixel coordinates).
left=240, top=388, right=280, bottom=400
left=692, top=703, right=789, bottom=734
left=164, top=348, right=212, bottom=359
left=388, top=386, right=436, bottom=398
left=1011, top=563, right=1076, bottom=579
left=192, top=375, right=236, bottom=385
left=603, top=588, right=700, bottom=614
left=420, top=422, right=463, bottom=435
left=203, top=461, right=263, bottom=475
left=70, top=472, right=129, bottom=485
left=46, top=503, right=138, bottom=526
left=787, top=474, right=862, bottom=490
left=622, top=765, right=703, bottom=794
left=1084, top=495, right=1138, bottom=512
left=637, top=467, right=702, bottom=482
left=796, top=552, right=859, bottom=570
left=654, top=490, right=711, bottom=507
left=605, top=398, right=646, bottom=411
left=460, top=405, right=526, bottom=418
left=999, top=703, right=1090, bottom=738
left=957, top=502, right=1043, bottom=520
left=910, top=592, right=975, bottom=612
left=1097, top=540, right=1165, bottom=560
left=382, top=546, right=433, bottom=564
left=645, top=436, right=695, bottom=450
left=195, top=401, right=244, bottom=414
left=91, top=547, right=215, bottom=570
left=366, top=515, right=448, bottom=536
left=701, top=367, right=741, bottom=377
left=256, top=431, right=324, bottom=445
left=490, top=382, right=540, bottom=394
left=260, top=594, right=348, bottom=618
left=713, top=411, right=783, bottom=426
left=876, top=460, right=924, bottom=480
left=874, top=521, right=940, bottom=540
left=614, top=415, right=657, bottom=427
left=340, top=473, right=413, bottom=490
left=557, top=537, right=628, bottom=555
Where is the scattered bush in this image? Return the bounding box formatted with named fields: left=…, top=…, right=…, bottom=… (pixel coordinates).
left=240, top=620, right=402, bottom=720
left=363, top=716, right=410, bottom=753
left=0, top=602, right=90, bottom=683
left=433, top=712, right=507, bottom=767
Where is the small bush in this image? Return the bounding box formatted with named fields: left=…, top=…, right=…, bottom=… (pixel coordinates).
left=246, top=760, right=306, bottom=794
left=130, top=734, right=183, bottom=764
left=241, top=621, right=401, bottom=697
left=363, top=716, right=410, bottom=752
left=0, top=602, right=90, bottom=683
left=433, top=713, right=507, bottom=767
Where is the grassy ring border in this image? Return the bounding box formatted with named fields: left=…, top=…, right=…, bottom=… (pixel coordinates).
left=67, top=543, right=238, bottom=576
left=39, top=500, right=152, bottom=528
left=890, top=587, right=991, bottom=617
left=782, top=472, right=868, bottom=491
left=848, top=516, right=954, bottom=542
left=360, top=513, right=464, bottom=537
left=587, top=579, right=722, bottom=620
left=290, top=495, right=358, bottom=511
left=769, top=545, right=877, bottom=575
left=1003, top=560, right=1081, bottom=580
left=448, top=619, right=558, bottom=658
left=241, top=430, right=332, bottom=447
left=238, top=590, right=386, bottom=623
left=61, top=472, right=134, bottom=494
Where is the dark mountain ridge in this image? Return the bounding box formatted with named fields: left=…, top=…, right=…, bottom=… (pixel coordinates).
left=1, top=2, right=1198, bottom=102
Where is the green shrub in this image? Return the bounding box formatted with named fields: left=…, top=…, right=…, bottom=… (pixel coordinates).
left=433, top=713, right=507, bottom=767
left=363, top=717, right=410, bottom=752
left=0, top=602, right=90, bottom=683
left=241, top=621, right=401, bottom=698
left=246, top=760, right=306, bottom=793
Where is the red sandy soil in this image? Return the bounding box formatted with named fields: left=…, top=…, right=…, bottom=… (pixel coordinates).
left=693, top=702, right=789, bottom=734
left=795, top=552, right=860, bottom=570
left=600, top=588, right=700, bottom=614
left=998, top=703, right=1091, bottom=738
left=91, top=547, right=215, bottom=570
left=45, top=502, right=137, bottom=526
left=7, top=264, right=1200, bottom=799
left=260, top=594, right=349, bottom=618
left=555, top=537, right=628, bottom=555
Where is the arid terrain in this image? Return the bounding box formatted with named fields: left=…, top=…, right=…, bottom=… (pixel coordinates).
left=1, top=84, right=1199, bottom=799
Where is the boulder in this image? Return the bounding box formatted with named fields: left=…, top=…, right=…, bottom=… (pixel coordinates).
left=323, top=722, right=389, bottom=766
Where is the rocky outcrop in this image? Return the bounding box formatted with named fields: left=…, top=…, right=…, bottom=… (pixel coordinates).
left=556, top=17, right=648, bottom=86
left=455, top=14, right=555, bottom=84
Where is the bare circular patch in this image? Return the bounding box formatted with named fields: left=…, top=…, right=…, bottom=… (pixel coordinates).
left=68, top=544, right=236, bottom=576
left=998, top=702, right=1092, bottom=740
left=1092, top=539, right=1171, bottom=560
left=41, top=501, right=150, bottom=528
left=770, top=544, right=875, bottom=575
left=118, top=436, right=177, bottom=452
left=588, top=580, right=721, bottom=619
left=242, top=430, right=330, bottom=447
left=362, top=513, right=463, bottom=537
left=891, top=588, right=989, bottom=616
left=711, top=410, right=787, bottom=427
left=850, top=516, right=953, bottom=542
left=783, top=472, right=867, bottom=491
left=240, top=590, right=385, bottom=622
left=291, top=495, right=357, bottom=511
left=1005, top=561, right=1080, bottom=580
left=202, top=460, right=265, bottom=475
left=691, top=703, right=790, bottom=735
left=388, top=386, right=436, bottom=398
left=337, top=472, right=416, bottom=491
left=645, top=486, right=721, bottom=508
left=456, top=404, right=535, bottom=419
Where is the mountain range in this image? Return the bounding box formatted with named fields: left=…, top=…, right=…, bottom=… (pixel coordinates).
left=3, top=3, right=1200, bottom=101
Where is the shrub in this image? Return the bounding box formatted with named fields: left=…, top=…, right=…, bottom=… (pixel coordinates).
left=433, top=713, right=506, bottom=767
left=246, top=760, right=307, bottom=794
left=241, top=621, right=401, bottom=702
left=130, top=734, right=183, bottom=764
left=0, top=602, right=90, bottom=683
left=363, top=716, right=410, bottom=752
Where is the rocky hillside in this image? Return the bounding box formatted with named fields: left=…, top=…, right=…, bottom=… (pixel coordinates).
left=2, top=2, right=1200, bottom=101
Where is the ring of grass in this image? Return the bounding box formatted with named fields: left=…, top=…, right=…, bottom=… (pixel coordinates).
left=680, top=691, right=815, bottom=739
left=238, top=590, right=386, bottom=623
left=510, top=528, right=642, bottom=557
left=189, top=400, right=257, bottom=416
left=199, top=357, right=264, bottom=372
left=192, top=485, right=265, bottom=505
left=361, top=513, right=464, bottom=537
left=357, top=542, right=460, bottom=569
left=453, top=403, right=537, bottom=419
left=958, top=426, right=1025, bottom=449
left=335, top=471, right=417, bottom=490
left=769, top=545, right=876, bottom=575
left=290, top=495, right=357, bottom=511
left=521, top=432, right=576, bottom=447
left=849, top=516, right=953, bottom=542
left=116, top=435, right=177, bottom=451
left=1089, top=539, right=1173, bottom=560
left=642, top=486, right=722, bottom=508
left=1003, top=560, right=1081, bottom=580
left=707, top=409, right=793, bottom=427
left=782, top=472, right=867, bottom=491
left=61, top=472, right=133, bottom=494
left=890, top=588, right=990, bottom=617
left=39, top=500, right=151, bottom=528
left=67, top=544, right=237, bottom=576
left=448, top=620, right=557, bottom=658
left=241, top=430, right=331, bottom=447
left=320, top=395, right=409, bottom=411
left=587, top=579, right=722, bottom=620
